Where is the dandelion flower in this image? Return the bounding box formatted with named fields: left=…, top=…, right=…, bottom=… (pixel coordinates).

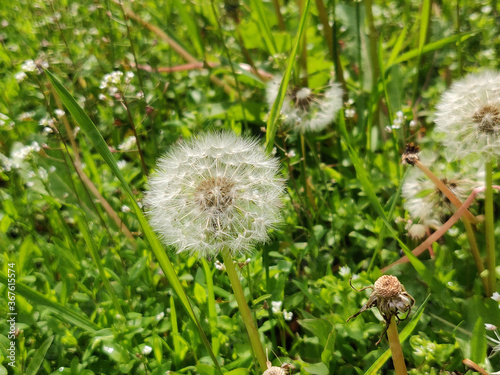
left=145, top=132, right=284, bottom=258
left=266, top=76, right=343, bottom=133
left=434, top=71, right=500, bottom=161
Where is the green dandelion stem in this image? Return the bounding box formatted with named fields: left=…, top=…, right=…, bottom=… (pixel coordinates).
left=485, top=161, right=496, bottom=296
left=387, top=316, right=408, bottom=375
left=463, top=220, right=489, bottom=296
left=221, top=248, right=267, bottom=371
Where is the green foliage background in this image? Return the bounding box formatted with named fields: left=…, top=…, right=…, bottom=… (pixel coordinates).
left=0, top=0, right=499, bottom=374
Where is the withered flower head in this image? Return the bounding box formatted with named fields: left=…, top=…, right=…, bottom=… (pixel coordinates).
left=401, top=143, right=420, bottom=166
left=346, top=275, right=415, bottom=344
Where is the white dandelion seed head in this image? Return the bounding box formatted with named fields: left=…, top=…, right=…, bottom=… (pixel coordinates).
left=434, top=70, right=500, bottom=161
left=402, top=168, right=475, bottom=228
left=145, top=132, right=285, bottom=258
left=266, top=76, right=343, bottom=133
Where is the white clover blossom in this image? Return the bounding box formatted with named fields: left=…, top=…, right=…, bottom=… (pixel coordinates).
left=434, top=71, right=500, bottom=161
left=271, top=301, right=282, bottom=314
left=145, top=132, right=284, bottom=257
left=266, top=76, right=343, bottom=133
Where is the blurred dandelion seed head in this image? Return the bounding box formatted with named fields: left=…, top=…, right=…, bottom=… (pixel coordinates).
left=145, top=132, right=285, bottom=258
left=434, top=70, right=500, bottom=161
left=403, top=169, right=475, bottom=228
left=266, top=76, right=343, bottom=133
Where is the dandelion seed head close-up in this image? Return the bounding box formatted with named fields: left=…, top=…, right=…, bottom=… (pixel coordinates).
left=266, top=76, right=343, bottom=133
left=145, top=132, right=285, bottom=258
left=434, top=70, right=500, bottom=161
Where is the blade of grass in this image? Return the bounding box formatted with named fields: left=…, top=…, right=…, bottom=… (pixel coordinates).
left=45, top=70, right=223, bottom=374
left=388, top=32, right=477, bottom=69
left=265, top=0, right=311, bottom=154
left=364, top=294, right=430, bottom=375
left=249, top=0, right=277, bottom=55
left=202, top=259, right=220, bottom=356
left=172, top=0, right=204, bottom=57
left=336, top=112, right=435, bottom=283
left=77, top=215, right=125, bottom=317
left=0, top=273, right=99, bottom=332
left=25, top=336, right=54, bottom=375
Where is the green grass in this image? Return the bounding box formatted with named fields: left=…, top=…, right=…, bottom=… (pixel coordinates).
left=0, top=0, right=499, bottom=374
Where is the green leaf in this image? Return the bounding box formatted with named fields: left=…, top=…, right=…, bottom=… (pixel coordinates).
left=0, top=273, right=98, bottom=332
left=470, top=318, right=486, bottom=365
left=45, top=70, right=222, bottom=374
left=364, top=294, right=430, bottom=375
left=25, top=336, right=54, bottom=375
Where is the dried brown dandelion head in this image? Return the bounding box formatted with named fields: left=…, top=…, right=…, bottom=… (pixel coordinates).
left=346, top=275, right=415, bottom=345
left=402, top=143, right=420, bottom=166
left=263, top=350, right=294, bottom=375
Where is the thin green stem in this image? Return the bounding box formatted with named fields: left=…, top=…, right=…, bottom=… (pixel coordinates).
left=463, top=220, right=489, bottom=296
left=387, top=316, right=408, bottom=375
left=485, top=161, right=496, bottom=296
left=221, top=248, right=267, bottom=371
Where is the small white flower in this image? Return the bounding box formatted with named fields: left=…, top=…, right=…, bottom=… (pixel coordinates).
left=38, top=167, right=48, bottom=181
left=103, top=346, right=114, bottom=354
left=214, top=260, right=226, bottom=271
left=155, top=311, right=165, bottom=320
left=271, top=301, right=282, bottom=314
left=266, top=76, right=343, bottom=133
left=21, top=59, right=37, bottom=72
left=15, top=71, right=27, bottom=82
left=54, top=109, right=65, bottom=118
left=43, top=127, right=53, bottom=134
left=125, top=71, right=134, bottom=83
left=142, top=345, right=152, bottom=355
left=121, top=205, right=131, bottom=213
left=118, top=136, right=136, bottom=151
left=19, top=112, right=34, bottom=121
left=283, top=310, right=293, bottom=321
left=409, top=120, right=418, bottom=128
left=407, top=223, right=427, bottom=240
left=136, top=91, right=144, bottom=99
left=491, top=292, right=500, bottom=302
left=434, top=70, right=500, bottom=161
left=145, top=132, right=284, bottom=258
left=345, top=108, right=356, bottom=118
left=98, top=93, right=107, bottom=101
left=117, top=160, right=127, bottom=169
left=49, top=166, right=56, bottom=173
left=39, top=117, right=54, bottom=127
left=339, top=266, right=351, bottom=278
left=485, top=323, right=497, bottom=331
